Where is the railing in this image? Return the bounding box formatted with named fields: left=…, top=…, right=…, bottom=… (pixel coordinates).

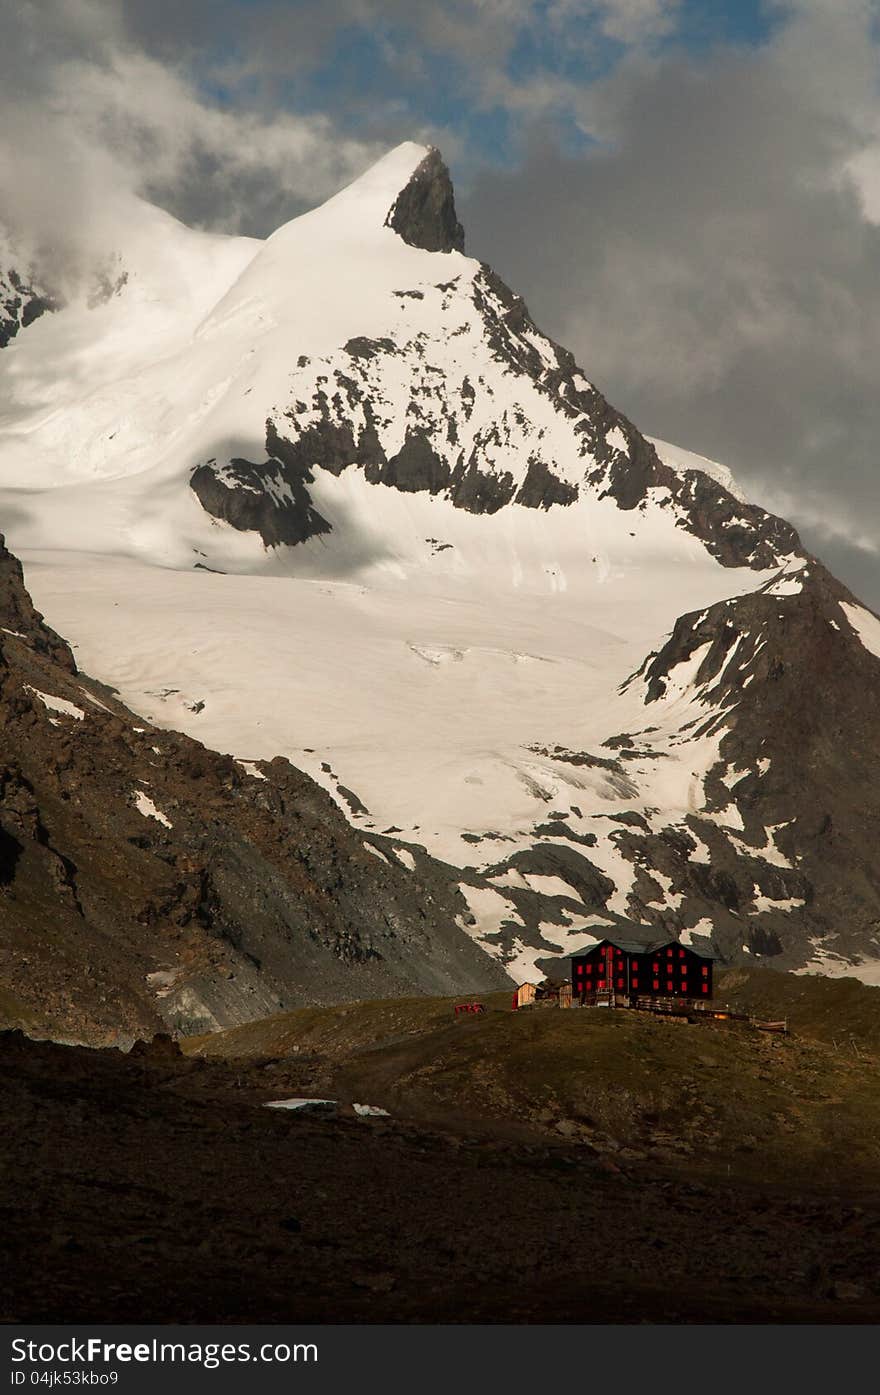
left=568, top=991, right=788, bottom=1033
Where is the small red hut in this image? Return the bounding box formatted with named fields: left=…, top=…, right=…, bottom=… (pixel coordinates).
left=571, top=936, right=714, bottom=1007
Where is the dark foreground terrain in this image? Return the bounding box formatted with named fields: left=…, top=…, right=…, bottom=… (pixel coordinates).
left=4, top=972, right=880, bottom=1324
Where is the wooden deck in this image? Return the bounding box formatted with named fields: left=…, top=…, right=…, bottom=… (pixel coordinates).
left=573, top=991, right=787, bottom=1033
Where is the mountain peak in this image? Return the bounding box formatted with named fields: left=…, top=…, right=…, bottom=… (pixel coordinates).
left=384, top=145, right=465, bottom=254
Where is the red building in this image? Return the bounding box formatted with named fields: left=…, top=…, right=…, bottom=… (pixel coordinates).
left=571, top=936, right=714, bottom=1006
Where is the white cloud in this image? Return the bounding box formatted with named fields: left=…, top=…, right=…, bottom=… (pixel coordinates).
left=547, top=0, right=680, bottom=45
left=594, top=0, right=680, bottom=44
left=0, top=0, right=381, bottom=278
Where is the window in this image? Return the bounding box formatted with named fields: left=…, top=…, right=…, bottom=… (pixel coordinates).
left=667, top=980, right=673, bottom=992
left=598, top=980, right=606, bottom=989
left=616, top=978, right=624, bottom=990
left=679, top=949, right=686, bottom=958
left=681, top=980, right=687, bottom=994
left=667, top=948, right=673, bottom=957
left=702, top=966, right=708, bottom=977
left=653, top=980, right=659, bottom=991
left=653, top=961, right=659, bottom=972
left=702, top=984, right=709, bottom=994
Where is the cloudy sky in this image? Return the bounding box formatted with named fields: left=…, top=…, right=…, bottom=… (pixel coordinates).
left=3, top=0, right=879, bottom=604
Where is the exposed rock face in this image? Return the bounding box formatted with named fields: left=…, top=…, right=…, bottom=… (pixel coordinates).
left=0, top=537, right=74, bottom=670
left=385, top=147, right=465, bottom=254
left=611, top=563, right=880, bottom=969
left=467, top=265, right=801, bottom=567
left=190, top=422, right=333, bottom=548
left=0, top=267, right=55, bottom=349
left=516, top=458, right=578, bottom=510
left=0, top=534, right=510, bottom=1044
left=438, top=559, right=880, bottom=983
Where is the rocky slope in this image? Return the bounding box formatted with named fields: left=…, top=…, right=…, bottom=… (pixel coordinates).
left=0, top=535, right=509, bottom=1044
left=469, top=557, right=880, bottom=979
left=609, top=561, right=880, bottom=969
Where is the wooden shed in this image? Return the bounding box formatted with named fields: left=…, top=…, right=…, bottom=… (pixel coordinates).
left=571, top=936, right=714, bottom=1007
left=512, top=982, right=537, bottom=1010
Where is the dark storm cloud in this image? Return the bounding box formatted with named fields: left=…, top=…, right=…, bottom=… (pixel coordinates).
left=461, top=10, right=880, bottom=605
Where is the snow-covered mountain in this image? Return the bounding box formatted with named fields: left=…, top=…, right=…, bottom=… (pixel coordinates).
left=2, top=141, right=879, bottom=994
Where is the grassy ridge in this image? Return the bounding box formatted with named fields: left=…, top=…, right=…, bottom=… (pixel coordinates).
left=183, top=970, right=880, bottom=1185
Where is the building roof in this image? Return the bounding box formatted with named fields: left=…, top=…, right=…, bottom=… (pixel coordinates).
left=571, top=935, right=716, bottom=961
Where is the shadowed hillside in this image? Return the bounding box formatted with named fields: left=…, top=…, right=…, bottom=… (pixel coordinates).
left=185, top=973, right=880, bottom=1186
left=6, top=1023, right=880, bottom=1324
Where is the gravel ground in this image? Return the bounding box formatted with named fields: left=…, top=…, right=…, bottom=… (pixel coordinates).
left=3, top=1030, right=880, bottom=1324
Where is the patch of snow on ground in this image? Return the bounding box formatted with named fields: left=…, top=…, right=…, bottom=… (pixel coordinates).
left=605, top=425, right=628, bottom=454
left=657, top=642, right=713, bottom=702
left=731, top=824, right=793, bottom=869
left=579, top=832, right=637, bottom=917
left=80, top=690, right=113, bottom=712
left=133, top=789, right=172, bottom=828
left=680, top=919, right=714, bottom=946
left=490, top=869, right=531, bottom=891
left=363, top=842, right=390, bottom=864
left=562, top=929, right=606, bottom=951
left=503, top=936, right=557, bottom=985
left=458, top=883, right=523, bottom=937
left=794, top=941, right=880, bottom=986
left=719, top=764, right=749, bottom=791
left=25, top=687, right=85, bottom=721
left=645, top=868, right=683, bottom=909
left=236, top=759, right=267, bottom=780
left=536, top=922, right=605, bottom=954
left=841, top=602, right=880, bottom=661
left=265, top=1098, right=336, bottom=1112
left=719, top=804, right=745, bottom=832
left=519, top=873, right=580, bottom=900
left=685, top=827, right=713, bottom=864
left=764, top=565, right=807, bottom=597
left=752, top=894, right=805, bottom=913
